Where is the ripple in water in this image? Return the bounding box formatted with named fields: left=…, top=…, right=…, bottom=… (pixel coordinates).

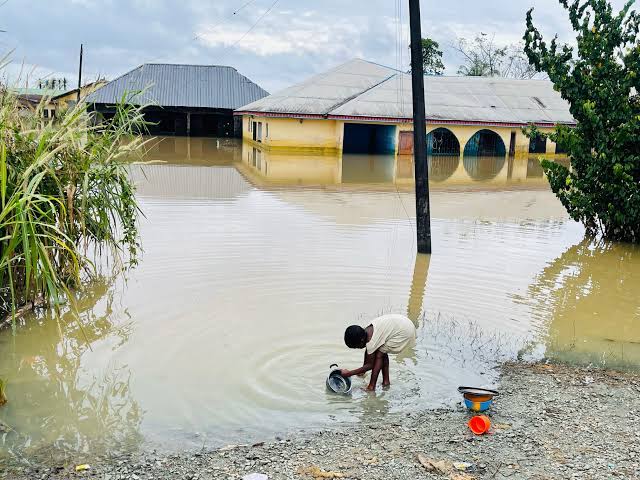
left=3, top=150, right=636, bottom=463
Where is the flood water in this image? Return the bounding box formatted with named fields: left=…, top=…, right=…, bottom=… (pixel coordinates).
left=1, top=137, right=638, bottom=462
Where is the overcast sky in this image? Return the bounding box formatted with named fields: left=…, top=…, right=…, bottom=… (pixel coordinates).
left=0, top=0, right=631, bottom=92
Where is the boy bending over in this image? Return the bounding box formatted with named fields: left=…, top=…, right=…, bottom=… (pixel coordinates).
left=340, top=314, right=416, bottom=391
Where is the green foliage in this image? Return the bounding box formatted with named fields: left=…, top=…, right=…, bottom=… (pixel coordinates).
left=0, top=90, right=149, bottom=329
left=420, top=38, right=445, bottom=75
left=524, top=0, right=640, bottom=242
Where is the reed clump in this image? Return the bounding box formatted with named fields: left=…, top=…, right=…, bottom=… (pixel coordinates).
left=0, top=86, right=148, bottom=330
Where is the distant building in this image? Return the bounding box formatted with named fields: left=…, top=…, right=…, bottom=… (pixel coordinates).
left=86, top=64, right=269, bottom=137
left=12, top=86, right=67, bottom=113
left=11, top=80, right=107, bottom=118
left=235, top=59, right=575, bottom=157
left=52, top=80, right=108, bottom=113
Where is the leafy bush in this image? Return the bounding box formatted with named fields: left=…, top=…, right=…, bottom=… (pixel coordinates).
left=0, top=90, right=148, bottom=329
left=524, top=0, right=640, bottom=242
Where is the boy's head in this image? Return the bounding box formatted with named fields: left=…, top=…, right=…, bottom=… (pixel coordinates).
left=344, top=325, right=367, bottom=349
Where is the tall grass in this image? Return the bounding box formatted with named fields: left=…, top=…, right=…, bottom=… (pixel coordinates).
left=0, top=87, right=148, bottom=331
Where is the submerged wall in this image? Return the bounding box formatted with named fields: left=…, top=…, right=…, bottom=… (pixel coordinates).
left=240, top=114, right=562, bottom=157
left=397, top=124, right=560, bottom=157
left=242, top=115, right=342, bottom=154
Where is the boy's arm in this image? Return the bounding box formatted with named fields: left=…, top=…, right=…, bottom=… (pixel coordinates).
left=341, top=351, right=375, bottom=377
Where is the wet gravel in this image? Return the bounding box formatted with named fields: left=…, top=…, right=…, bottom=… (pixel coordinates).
left=3, top=362, right=640, bottom=480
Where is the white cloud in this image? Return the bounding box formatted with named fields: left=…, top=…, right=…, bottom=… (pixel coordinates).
left=194, top=12, right=361, bottom=57
left=1, top=0, right=636, bottom=93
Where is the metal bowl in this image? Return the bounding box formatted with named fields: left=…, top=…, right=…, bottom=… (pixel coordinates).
left=458, top=386, right=498, bottom=412
left=326, top=369, right=352, bottom=395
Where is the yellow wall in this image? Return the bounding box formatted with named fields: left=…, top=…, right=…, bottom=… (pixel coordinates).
left=49, top=81, right=108, bottom=114
left=242, top=115, right=340, bottom=154
left=398, top=123, right=557, bottom=157
left=242, top=114, right=563, bottom=157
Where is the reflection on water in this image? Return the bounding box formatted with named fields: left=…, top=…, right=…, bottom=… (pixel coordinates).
left=0, top=136, right=637, bottom=463
left=528, top=240, right=640, bottom=369
left=463, top=155, right=506, bottom=181
left=341, top=155, right=396, bottom=184
left=146, top=136, right=241, bottom=165
left=0, top=279, right=142, bottom=462
left=239, top=142, right=566, bottom=189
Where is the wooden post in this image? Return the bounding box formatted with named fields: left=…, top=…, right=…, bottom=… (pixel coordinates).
left=408, top=0, right=432, bottom=254
left=76, top=44, right=83, bottom=104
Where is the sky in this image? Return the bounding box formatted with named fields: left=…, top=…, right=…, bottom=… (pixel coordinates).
left=0, top=0, right=631, bottom=93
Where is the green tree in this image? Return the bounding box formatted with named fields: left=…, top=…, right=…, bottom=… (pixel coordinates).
left=420, top=38, right=445, bottom=75
left=524, top=0, right=640, bottom=242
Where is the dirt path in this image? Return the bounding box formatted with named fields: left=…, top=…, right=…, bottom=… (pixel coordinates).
left=3, top=362, right=640, bottom=479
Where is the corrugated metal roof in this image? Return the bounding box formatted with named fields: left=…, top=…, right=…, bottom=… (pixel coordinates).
left=11, top=87, right=72, bottom=97
left=86, top=63, right=269, bottom=110
left=237, top=59, right=575, bottom=126
left=237, top=59, right=394, bottom=116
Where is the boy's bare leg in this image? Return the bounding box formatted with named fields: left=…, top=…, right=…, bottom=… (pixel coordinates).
left=366, top=351, right=384, bottom=391
left=382, top=353, right=390, bottom=387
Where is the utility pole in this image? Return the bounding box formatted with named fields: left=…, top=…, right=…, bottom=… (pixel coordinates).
left=77, top=44, right=83, bottom=103
left=408, top=0, right=432, bottom=254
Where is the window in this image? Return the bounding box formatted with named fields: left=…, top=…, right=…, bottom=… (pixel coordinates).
left=529, top=134, right=547, bottom=154
left=252, top=122, right=257, bottom=141
left=43, top=109, right=49, bottom=118
left=554, top=141, right=567, bottom=155
left=266, top=123, right=269, bottom=138
left=257, top=122, right=263, bottom=142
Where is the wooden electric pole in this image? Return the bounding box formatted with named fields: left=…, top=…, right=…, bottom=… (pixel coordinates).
left=77, top=44, right=83, bottom=103
left=408, top=0, right=432, bottom=254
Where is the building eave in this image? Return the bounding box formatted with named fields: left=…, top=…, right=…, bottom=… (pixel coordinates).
left=234, top=110, right=576, bottom=128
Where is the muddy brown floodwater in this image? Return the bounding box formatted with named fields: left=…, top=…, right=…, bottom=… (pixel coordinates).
left=0, top=137, right=638, bottom=464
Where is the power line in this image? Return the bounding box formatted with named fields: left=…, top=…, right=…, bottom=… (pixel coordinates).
left=192, top=0, right=259, bottom=42
left=215, top=0, right=281, bottom=64
left=145, top=0, right=262, bottom=65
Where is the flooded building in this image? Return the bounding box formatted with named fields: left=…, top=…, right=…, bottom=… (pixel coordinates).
left=51, top=80, right=108, bottom=113
left=12, top=80, right=108, bottom=118
left=235, top=59, right=574, bottom=156
left=86, top=64, right=268, bottom=137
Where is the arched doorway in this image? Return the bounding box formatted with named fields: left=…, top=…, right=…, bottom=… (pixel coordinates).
left=427, top=128, right=460, bottom=156
left=463, top=129, right=506, bottom=157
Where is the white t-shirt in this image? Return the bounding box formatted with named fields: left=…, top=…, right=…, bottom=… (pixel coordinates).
left=366, top=314, right=416, bottom=354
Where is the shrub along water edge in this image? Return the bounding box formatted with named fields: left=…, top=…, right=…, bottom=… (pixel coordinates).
left=0, top=88, right=149, bottom=332
left=524, top=0, right=640, bottom=242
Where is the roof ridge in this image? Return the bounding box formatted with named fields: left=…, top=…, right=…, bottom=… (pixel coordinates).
left=142, top=63, right=236, bottom=70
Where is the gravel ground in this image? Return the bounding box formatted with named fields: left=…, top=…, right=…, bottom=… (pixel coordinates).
left=4, top=362, right=640, bottom=480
